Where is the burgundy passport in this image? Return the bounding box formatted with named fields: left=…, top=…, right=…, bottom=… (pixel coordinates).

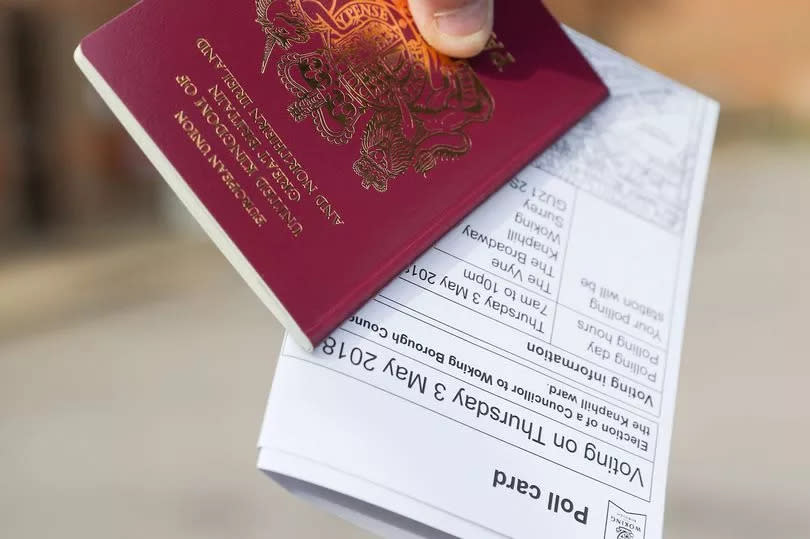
left=75, top=0, right=607, bottom=350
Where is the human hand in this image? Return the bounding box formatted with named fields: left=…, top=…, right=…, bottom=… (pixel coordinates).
left=407, top=0, right=494, bottom=58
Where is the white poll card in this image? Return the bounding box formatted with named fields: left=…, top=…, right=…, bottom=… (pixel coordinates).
left=258, top=29, right=719, bottom=539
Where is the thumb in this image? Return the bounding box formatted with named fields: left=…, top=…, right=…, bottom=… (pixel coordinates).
left=407, top=0, right=494, bottom=58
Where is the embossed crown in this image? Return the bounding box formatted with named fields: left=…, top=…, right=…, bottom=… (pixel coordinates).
left=352, top=154, right=395, bottom=193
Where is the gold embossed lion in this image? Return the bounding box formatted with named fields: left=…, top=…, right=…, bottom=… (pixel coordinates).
left=255, top=0, right=494, bottom=192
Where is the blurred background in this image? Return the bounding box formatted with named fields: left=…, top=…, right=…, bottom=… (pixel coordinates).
left=0, top=1, right=807, bottom=538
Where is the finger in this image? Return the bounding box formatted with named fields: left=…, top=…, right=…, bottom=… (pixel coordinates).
left=408, top=0, right=494, bottom=58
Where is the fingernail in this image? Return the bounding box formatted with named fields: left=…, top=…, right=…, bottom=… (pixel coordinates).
left=434, top=0, right=488, bottom=37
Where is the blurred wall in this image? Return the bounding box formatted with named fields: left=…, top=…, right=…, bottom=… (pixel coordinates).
left=546, top=0, right=810, bottom=118
left=0, top=13, right=15, bottom=237
left=0, top=1, right=159, bottom=246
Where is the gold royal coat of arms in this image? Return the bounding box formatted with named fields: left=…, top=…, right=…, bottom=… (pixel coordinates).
left=254, top=0, right=495, bottom=192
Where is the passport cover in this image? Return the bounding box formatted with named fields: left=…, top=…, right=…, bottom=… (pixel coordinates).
left=75, top=0, right=608, bottom=350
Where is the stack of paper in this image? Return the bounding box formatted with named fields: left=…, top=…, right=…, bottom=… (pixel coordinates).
left=257, top=28, right=718, bottom=538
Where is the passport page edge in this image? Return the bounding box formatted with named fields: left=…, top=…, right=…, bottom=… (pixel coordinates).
left=73, top=43, right=314, bottom=352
